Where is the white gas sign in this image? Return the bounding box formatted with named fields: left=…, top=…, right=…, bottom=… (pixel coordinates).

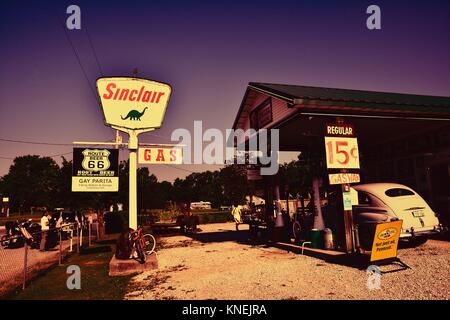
left=138, top=147, right=182, bottom=164
left=96, top=77, right=172, bottom=132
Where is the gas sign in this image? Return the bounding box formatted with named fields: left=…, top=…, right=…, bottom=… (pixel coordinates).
left=324, top=136, right=360, bottom=169
left=329, top=173, right=360, bottom=185
left=96, top=77, right=172, bottom=132
left=138, top=147, right=182, bottom=164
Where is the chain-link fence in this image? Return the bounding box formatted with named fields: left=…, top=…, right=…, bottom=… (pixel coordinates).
left=0, top=221, right=100, bottom=298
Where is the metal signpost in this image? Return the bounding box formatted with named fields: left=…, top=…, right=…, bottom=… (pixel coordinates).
left=73, top=77, right=173, bottom=230
left=324, top=121, right=360, bottom=253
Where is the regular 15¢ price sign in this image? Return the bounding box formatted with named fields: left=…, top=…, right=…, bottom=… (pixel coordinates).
left=324, top=123, right=360, bottom=169
left=324, top=136, right=360, bottom=169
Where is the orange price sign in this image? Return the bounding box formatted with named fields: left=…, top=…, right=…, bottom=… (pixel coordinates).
left=324, top=136, right=360, bottom=169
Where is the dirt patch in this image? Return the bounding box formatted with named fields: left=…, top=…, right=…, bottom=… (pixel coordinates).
left=126, top=223, right=450, bottom=300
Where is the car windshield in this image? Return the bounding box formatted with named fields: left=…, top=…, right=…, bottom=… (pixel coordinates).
left=385, top=188, right=415, bottom=197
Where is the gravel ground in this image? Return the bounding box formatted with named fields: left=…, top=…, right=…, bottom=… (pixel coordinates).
left=125, top=222, right=450, bottom=300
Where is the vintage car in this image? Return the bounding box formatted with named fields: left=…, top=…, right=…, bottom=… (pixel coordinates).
left=352, top=183, right=444, bottom=247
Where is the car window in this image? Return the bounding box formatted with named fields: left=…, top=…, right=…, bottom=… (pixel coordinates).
left=358, top=192, right=371, bottom=205
left=385, top=188, right=415, bottom=197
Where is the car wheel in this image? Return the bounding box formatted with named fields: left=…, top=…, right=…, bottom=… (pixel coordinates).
left=409, top=237, right=428, bottom=247
left=292, top=221, right=302, bottom=243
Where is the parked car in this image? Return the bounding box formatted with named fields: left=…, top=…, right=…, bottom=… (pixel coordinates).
left=352, top=183, right=444, bottom=247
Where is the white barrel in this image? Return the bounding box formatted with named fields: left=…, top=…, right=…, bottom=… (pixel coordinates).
left=323, top=228, right=334, bottom=250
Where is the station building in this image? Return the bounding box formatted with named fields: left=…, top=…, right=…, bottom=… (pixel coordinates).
left=232, top=82, right=450, bottom=243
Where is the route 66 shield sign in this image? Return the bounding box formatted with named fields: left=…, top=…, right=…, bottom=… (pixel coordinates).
left=82, top=149, right=111, bottom=171
left=72, top=148, right=119, bottom=192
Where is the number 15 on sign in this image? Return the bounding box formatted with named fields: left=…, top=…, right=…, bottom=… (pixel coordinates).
left=324, top=137, right=360, bottom=169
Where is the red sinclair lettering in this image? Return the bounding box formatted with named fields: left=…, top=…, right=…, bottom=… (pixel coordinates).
left=102, top=83, right=165, bottom=104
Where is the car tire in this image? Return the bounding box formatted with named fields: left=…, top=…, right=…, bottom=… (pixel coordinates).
left=409, top=237, right=428, bottom=247
left=292, top=221, right=302, bottom=243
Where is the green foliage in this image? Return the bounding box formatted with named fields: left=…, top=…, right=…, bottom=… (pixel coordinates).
left=0, top=155, right=250, bottom=214
left=172, top=164, right=248, bottom=207
left=196, top=211, right=232, bottom=224
left=0, top=155, right=59, bottom=212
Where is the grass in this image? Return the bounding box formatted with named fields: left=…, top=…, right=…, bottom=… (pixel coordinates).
left=7, top=242, right=133, bottom=300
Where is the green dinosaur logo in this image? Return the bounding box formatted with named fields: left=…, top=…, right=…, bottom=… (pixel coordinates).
left=121, top=107, right=148, bottom=121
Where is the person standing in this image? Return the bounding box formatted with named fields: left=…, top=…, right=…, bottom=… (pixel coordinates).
left=40, top=211, right=50, bottom=251
left=231, top=203, right=242, bottom=231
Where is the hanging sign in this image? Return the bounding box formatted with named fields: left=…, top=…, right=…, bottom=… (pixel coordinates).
left=370, top=220, right=403, bottom=262
left=324, top=122, right=360, bottom=169
left=324, top=136, right=360, bottom=169
left=96, top=77, right=172, bottom=132
left=138, top=147, right=183, bottom=164
left=72, top=148, right=119, bottom=192
left=329, top=172, right=360, bottom=185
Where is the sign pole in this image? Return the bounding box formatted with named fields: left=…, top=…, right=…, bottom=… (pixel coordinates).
left=128, top=130, right=139, bottom=230
left=342, top=183, right=354, bottom=253
left=96, top=77, right=172, bottom=230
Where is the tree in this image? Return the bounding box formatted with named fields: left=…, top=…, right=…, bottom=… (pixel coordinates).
left=1, top=155, right=60, bottom=212
left=219, top=164, right=248, bottom=206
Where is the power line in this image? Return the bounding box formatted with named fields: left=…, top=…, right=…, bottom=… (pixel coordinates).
left=56, top=13, right=99, bottom=104
left=0, top=151, right=73, bottom=161
left=84, top=23, right=104, bottom=76
left=0, top=138, right=73, bottom=146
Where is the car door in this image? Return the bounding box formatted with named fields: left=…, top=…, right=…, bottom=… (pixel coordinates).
left=353, top=191, right=390, bottom=224
left=353, top=191, right=391, bottom=248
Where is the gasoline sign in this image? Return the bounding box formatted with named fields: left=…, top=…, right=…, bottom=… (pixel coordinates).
left=138, top=147, right=182, bottom=164
left=329, top=173, right=360, bottom=185
left=72, top=148, right=119, bottom=192
left=370, top=220, right=403, bottom=262
left=324, top=136, right=360, bottom=169
left=96, top=77, right=172, bottom=132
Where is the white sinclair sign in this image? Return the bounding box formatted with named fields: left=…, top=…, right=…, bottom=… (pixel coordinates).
left=96, top=77, right=172, bottom=132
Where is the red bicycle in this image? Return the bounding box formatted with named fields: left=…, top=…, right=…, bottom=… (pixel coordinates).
left=129, top=226, right=156, bottom=263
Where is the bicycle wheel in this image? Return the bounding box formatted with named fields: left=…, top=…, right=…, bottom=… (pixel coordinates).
left=0, top=235, right=10, bottom=247
left=136, top=241, right=146, bottom=263
left=142, top=234, right=156, bottom=255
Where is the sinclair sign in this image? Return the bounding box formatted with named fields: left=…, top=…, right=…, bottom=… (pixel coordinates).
left=96, top=77, right=172, bottom=132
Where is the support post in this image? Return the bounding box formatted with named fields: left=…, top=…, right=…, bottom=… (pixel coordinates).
left=312, top=177, right=325, bottom=230
left=342, top=183, right=354, bottom=253
left=88, top=222, right=92, bottom=246
left=77, top=225, right=80, bottom=254
left=59, top=230, right=62, bottom=265
left=23, top=242, right=28, bottom=290
left=128, top=130, right=139, bottom=230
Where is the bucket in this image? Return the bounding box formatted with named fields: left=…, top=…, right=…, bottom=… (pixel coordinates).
left=310, top=229, right=323, bottom=249
left=323, top=228, right=334, bottom=250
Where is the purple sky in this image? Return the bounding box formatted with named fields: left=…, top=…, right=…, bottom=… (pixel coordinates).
left=1, top=0, right=449, bottom=182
